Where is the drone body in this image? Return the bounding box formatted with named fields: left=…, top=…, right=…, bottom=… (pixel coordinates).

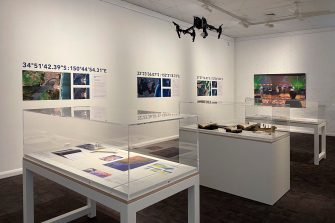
left=173, top=17, right=223, bottom=42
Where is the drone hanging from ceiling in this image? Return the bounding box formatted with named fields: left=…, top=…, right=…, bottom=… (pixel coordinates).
left=173, top=17, right=223, bottom=42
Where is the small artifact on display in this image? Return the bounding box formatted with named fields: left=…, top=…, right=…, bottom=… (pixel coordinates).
left=198, top=123, right=219, bottom=130
left=224, top=126, right=243, bottom=133
left=197, top=122, right=277, bottom=135
left=53, top=148, right=82, bottom=157
left=253, top=123, right=277, bottom=135
left=77, top=143, right=106, bottom=151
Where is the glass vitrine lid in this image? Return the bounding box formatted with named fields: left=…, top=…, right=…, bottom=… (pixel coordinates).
left=24, top=106, right=196, bottom=125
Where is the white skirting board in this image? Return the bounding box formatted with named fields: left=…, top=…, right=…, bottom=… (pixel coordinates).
left=0, top=168, right=22, bottom=179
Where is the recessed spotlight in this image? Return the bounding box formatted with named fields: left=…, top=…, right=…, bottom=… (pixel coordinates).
left=265, top=23, right=274, bottom=28
left=239, top=20, right=249, bottom=28
left=202, top=4, right=212, bottom=12
left=266, top=13, right=276, bottom=16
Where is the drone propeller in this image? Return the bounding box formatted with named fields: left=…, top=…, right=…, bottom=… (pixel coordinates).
left=217, top=25, right=223, bottom=39
left=208, top=24, right=223, bottom=39
left=173, top=22, right=181, bottom=38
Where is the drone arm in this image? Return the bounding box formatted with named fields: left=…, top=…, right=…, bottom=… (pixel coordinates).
left=190, top=28, right=196, bottom=42
left=217, top=25, right=223, bottom=39
left=185, top=25, right=195, bottom=32
left=184, top=28, right=196, bottom=42
left=207, top=24, right=223, bottom=39
left=173, top=22, right=181, bottom=38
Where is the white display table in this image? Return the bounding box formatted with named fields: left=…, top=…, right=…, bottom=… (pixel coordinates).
left=22, top=108, right=200, bottom=223
left=23, top=153, right=199, bottom=223
left=246, top=115, right=327, bottom=165
left=180, top=126, right=290, bottom=205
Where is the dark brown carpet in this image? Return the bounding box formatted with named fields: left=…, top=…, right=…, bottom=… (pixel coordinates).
left=0, top=133, right=335, bottom=223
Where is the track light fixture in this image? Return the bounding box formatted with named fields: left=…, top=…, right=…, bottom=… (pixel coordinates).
left=173, top=16, right=223, bottom=42
left=265, top=23, right=274, bottom=28
left=239, top=20, right=249, bottom=28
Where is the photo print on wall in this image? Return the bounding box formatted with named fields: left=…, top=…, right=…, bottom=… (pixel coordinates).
left=254, top=73, right=306, bottom=108
left=73, top=73, right=90, bottom=85
left=212, top=81, right=217, bottom=88
left=197, top=81, right=211, bottom=96
left=137, top=77, right=161, bottom=97
left=163, top=89, right=171, bottom=97
left=162, top=78, right=171, bottom=87
left=74, top=88, right=90, bottom=99
left=162, top=78, right=172, bottom=97
left=22, top=70, right=71, bottom=100
left=211, top=81, right=218, bottom=96
left=137, top=71, right=180, bottom=98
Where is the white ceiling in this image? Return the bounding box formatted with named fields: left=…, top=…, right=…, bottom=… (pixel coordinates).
left=120, top=0, right=335, bottom=38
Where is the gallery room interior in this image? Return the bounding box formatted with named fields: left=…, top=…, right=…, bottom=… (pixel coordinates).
left=1, top=0, right=335, bottom=222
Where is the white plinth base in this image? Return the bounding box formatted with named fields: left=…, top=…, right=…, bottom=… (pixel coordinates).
left=181, top=128, right=290, bottom=205
left=23, top=158, right=200, bottom=223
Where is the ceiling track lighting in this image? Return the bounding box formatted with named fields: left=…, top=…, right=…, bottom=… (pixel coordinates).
left=201, top=4, right=212, bottom=12
left=239, top=20, right=249, bottom=28
left=265, top=23, right=274, bottom=28
left=198, top=0, right=335, bottom=28
left=173, top=16, right=223, bottom=42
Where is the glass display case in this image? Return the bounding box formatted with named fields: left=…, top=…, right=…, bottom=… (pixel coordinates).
left=325, top=103, right=335, bottom=134
left=180, top=100, right=245, bottom=125
left=23, top=107, right=199, bottom=201
left=245, top=97, right=291, bottom=132
left=245, top=97, right=328, bottom=165
left=290, top=101, right=326, bottom=124
left=247, top=97, right=325, bottom=123
left=180, top=100, right=290, bottom=140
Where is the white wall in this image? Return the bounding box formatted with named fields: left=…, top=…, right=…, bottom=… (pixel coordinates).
left=235, top=29, right=335, bottom=135
left=0, top=0, right=235, bottom=176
